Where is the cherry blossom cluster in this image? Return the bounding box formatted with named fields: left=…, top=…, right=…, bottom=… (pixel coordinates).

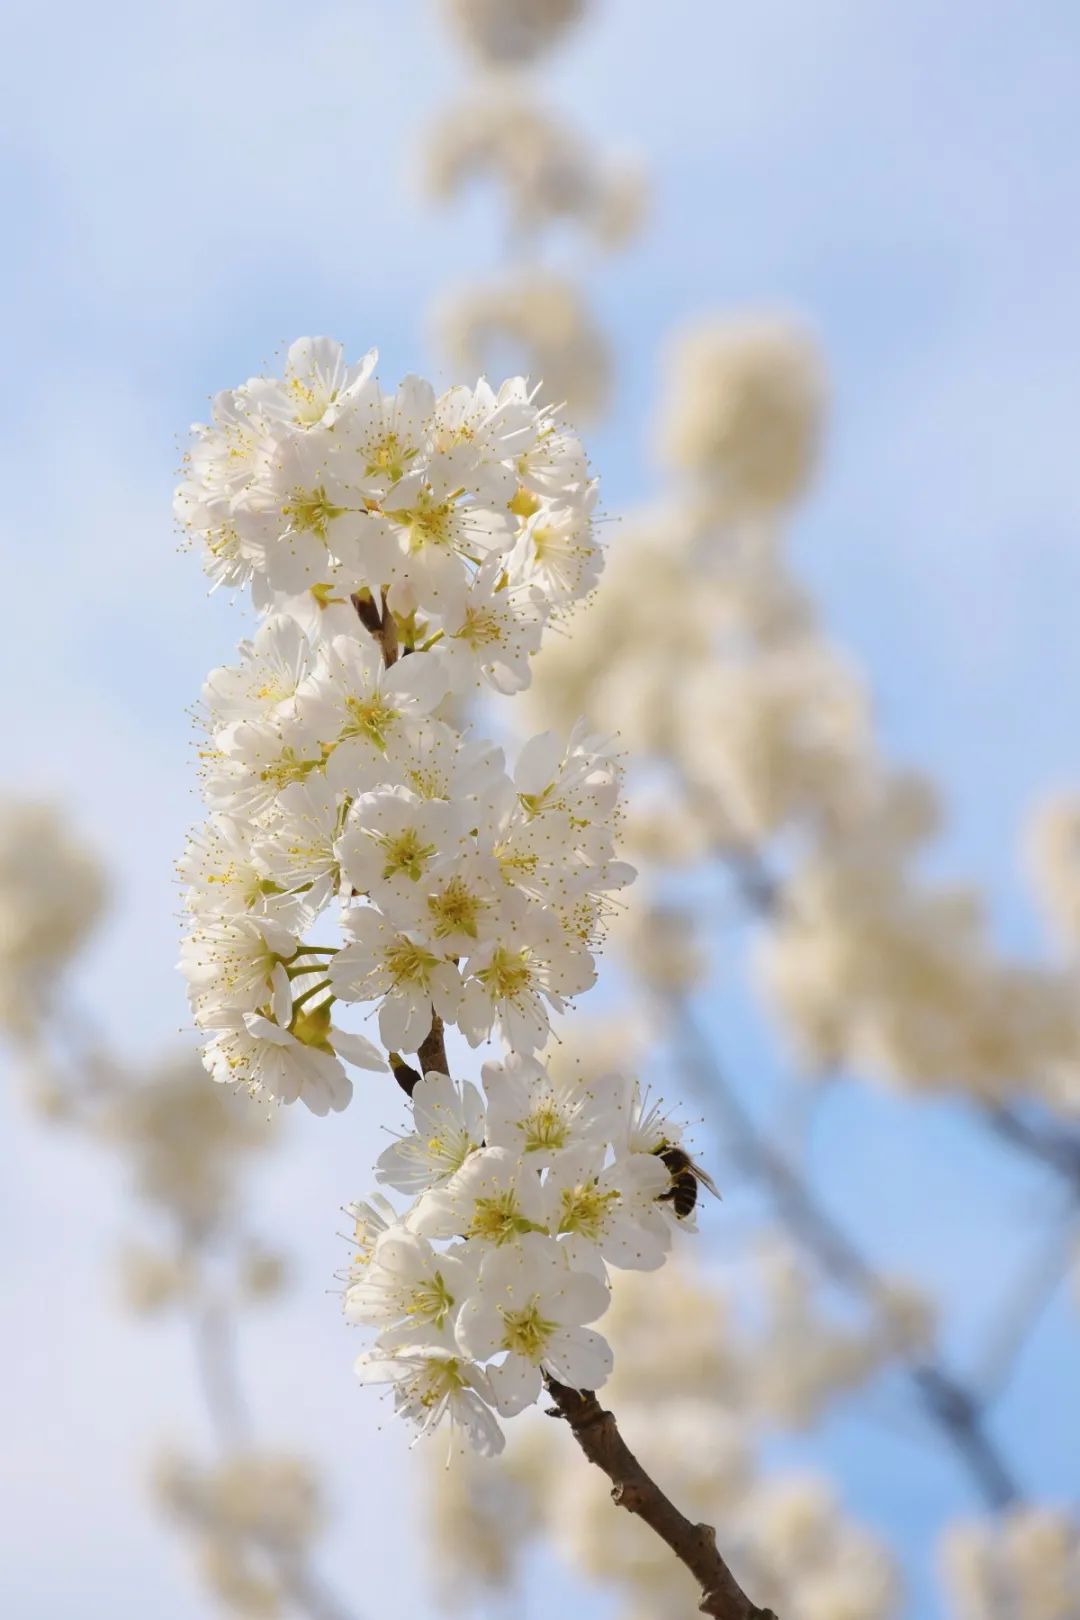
left=174, top=338, right=624, bottom=1112
left=172, top=338, right=696, bottom=1452
left=345, top=1060, right=683, bottom=1455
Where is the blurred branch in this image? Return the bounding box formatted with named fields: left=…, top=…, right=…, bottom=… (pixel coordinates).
left=545, top=1379, right=778, bottom=1620
left=186, top=1287, right=364, bottom=1620
left=273, top=1560, right=363, bottom=1620
left=987, top=1105, right=1080, bottom=1195
left=189, top=1289, right=253, bottom=1450
left=664, top=992, right=1022, bottom=1511
left=971, top=1215, right=1077, bottom=1400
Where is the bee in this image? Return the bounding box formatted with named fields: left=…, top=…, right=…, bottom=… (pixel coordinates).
left=654, top=1142, right=722, bottom=1221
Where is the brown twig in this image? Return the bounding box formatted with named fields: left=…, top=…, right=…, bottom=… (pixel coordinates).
left=352, top=588, right=398, bottom=667
left=396, top=1006, right=774, bottom=1612
left=417, top=1010, right=449, bottom=1077
left=376, top=589, right=399, bottom=666
left=545, top=1380, right=777, bottom=1620
left=389, top=1054, right=423, bottom=1096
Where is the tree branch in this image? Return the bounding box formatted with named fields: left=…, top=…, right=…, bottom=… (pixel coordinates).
left=417, top=1011, right=449, bottom=1077
left=399, top=1002, right=777, bottom=1613
left=187, top=1289, right=364, bottom=1620
left=987, top=1104, right=1080, bottom=1195
left=545, top=1380, right=778, bottom=1620
left=666, top=994, right=1022, bottom=1510
left=190, top=1288, right=253, bottom=1450
left=352, top=588, right=399, bottom=667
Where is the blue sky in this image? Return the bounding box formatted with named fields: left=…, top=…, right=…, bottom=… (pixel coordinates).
left=2, top=1, right=1079, bottom=1616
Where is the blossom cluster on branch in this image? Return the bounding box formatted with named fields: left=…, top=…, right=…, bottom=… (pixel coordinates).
left=173, top=337, right=715, bottom=1454
left=344, top=1058, right=687, bottom=1453
left=175, top=338, right=618, bottom=1107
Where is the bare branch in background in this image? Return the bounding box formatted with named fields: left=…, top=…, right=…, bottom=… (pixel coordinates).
left=666, top=992, right=1023, bottom=1511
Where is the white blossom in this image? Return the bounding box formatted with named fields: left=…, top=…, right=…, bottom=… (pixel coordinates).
left=354, top=1346, right=505, bottom=1456
left=455, top=1232, right=612, bottom=1413
left=345, top=1228, right=470, bottom=1341
left=203, top=1008, right=383, bottom=1116
left=329, top=907, right=463, bottom=1053
left=481, top=1052, right=622, bottom=1166
left=253, top=777, right=346, bottom=912
left=202, top=615, right=313, bottom=726
left=410, top=1146, right=551, bottom=1247
left=546, top=1146, right=672, bottom=1272
left=335, top=787, right=464, bottom=907
left=181, top=915, right=296, bottom=1030
left=376, top=1072, right=486, bottom=1194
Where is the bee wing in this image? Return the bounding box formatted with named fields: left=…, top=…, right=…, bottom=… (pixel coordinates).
left=690, top=1160, right=723, bottom=1201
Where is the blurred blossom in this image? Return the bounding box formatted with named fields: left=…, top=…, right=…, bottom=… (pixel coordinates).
left=0, top=808, right=343, bottom=1615
left=541, top=1010, right=654, bottom=1088
left=621, top=790, right=712, bottom=868
left=422, top=92, right=647, bottom=249
left=748, top=1250, right=883, bottom=1428
left=743, top=1476, right=900, bottom=1620
left=119, top=1244, right=196, bottom=1315
left=611, top=898, right=707, bottom=994
left=0, top=799, right=108, bottom=1036
left=940, top=1507, right=1080, bottom=1620
left=433, top=271, right=611, bottom=421
left=759, top=831, right=1080, bottom=1105
left=439, top=0, right=586, bottom=65
left=674, top=642, right=870, bottom=843
left=601, top=1259, right=744, bottom=1402
left=155, top=1451, right=322, bottom=1618
left=524, top=502, right=815, bottom=750
left=239, top=1246, right=289, bottom=1301
left=746, top=1244, right=931, bottom=1428
left=425, top=1440, right=538, bottom=1605
left=523, top=501, right=727, bottom=742
left=101, top=1050, right=275, bottom=1235
left=654, top=316, right=827, bottom=515
left=874, top=1277, right=937, bottom=1355
left=1025, top=793, right=1080, bottom=955
left=823, top=767, right=944, bottom=858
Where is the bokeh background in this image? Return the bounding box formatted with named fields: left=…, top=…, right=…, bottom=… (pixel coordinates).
left=3, top=1, right=1079, bottom=1616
